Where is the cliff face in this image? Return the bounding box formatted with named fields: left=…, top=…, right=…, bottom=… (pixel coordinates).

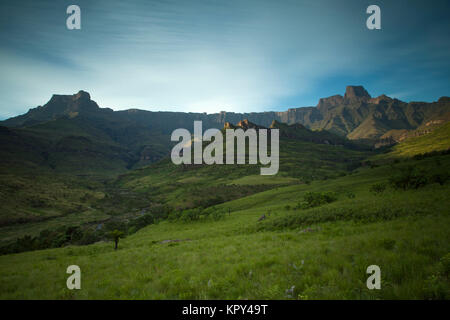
left=0, top=86, right=448, bottom=173
left=1, top=90, right=104, bottom=127
left=2, top=86, right=449, bottom=142
left=204, top=86, right=449, bottom=141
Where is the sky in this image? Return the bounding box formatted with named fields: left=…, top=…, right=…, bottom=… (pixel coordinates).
left=0, top=0, right=449, bottom=118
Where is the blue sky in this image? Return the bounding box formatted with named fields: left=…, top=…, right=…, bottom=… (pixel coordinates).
left=0, top=0, right=449, bottom=118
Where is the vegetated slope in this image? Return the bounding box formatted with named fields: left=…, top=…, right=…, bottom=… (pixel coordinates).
left=113, top=119, right=371, bottom=210
left=0, top=124, right=116, bottom=229
left=384, top=122, right=450, bottom=158
left=0, top=118, right=371, bottom=248
left=370, top=121, right=450, bottom=165
left=0, top=91, right=175, bottom=175
left=0, top=122, right=132, bottom=175
left=0, top=153, right=448, bottom=299
left=0, top=113, right=140, bottom=234
left=0, top=89, right=449, bottom=299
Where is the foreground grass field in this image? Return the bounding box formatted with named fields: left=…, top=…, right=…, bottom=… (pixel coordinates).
left=1, top=156, right=449, bottom=299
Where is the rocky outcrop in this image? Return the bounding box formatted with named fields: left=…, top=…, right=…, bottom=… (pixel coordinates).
left=344, top=85, right=371, bottom=100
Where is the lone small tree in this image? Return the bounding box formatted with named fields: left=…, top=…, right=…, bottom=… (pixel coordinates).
left=109, top=229, right=124, bottom=250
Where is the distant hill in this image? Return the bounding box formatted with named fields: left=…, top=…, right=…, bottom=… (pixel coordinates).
left=0, top=116, right=371, bottom=236
left=113, top=118, right=372, bottom=212
left=377, top=121, right=450, bottom=158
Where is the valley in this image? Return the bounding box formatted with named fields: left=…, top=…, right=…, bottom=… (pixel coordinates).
left=0, top=88, right=448, bottom=299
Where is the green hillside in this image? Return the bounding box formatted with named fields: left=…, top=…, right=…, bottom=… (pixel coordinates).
left=387, top=122, right=450, bottom=157
left=0, top=121, right=370, bottom=249
left=0, top=154, right=449, bottom=299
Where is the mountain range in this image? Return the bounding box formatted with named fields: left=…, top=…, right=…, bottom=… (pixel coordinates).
left=0, top=86, right=448, bottom=173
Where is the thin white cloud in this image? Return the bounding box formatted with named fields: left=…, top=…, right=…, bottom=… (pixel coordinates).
left=1, top=0, right=449, bottom=116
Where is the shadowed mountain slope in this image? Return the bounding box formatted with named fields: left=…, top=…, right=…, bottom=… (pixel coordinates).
left=0, top=87, right=448, bottom=174
left=3, top=87, right=448, bottom=141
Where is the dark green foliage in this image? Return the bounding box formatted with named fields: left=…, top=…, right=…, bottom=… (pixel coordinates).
left=166, top=207, right=228, bottom=222
left=412, top=149, right=450, bottom=160
left=259, top=201, right=427, bottom=232
left=211, top=210, right=226, bottom=221
left=297, top=191, right=337, bottom=209
left=388, top=156, right=449, bottom=191
left=424, top=253, right=450, bottom=300
left=389, top=166, right=428, bottom=190
left=189, top=184, right=270, bottom=209
left=108, top=229, right=124, bottom=250
left=429, top=172, right=449, bottom=186
left=168, top=211, right=182, bottom=222
left=103, top=220, right=128, bottom=233
left=193, top=195, right=224, bottom=208
left=180, top=208, right=201, bottom=222
left=380, top=239, right=396, bottom=250
left=128, top=214, right=154, bottom=232
left=345, top=191, right=356, bottom=199
left=79, top=229, right=101, bottom=245
left=441, top=253, right=450, bottom=277
left=370, top=183, right=387, bottom=195
left=0, top=226, right=86, bottom=254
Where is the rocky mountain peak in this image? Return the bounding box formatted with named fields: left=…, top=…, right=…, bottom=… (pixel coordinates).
left=223, top=121, right=237, bottom=129
left=369, top=94, right=393, bottom=104
left=344, top=86, right=371, bottom=100
left=223, top=119, right=266, bottom=130
left=25, top=90, right=101, bottom=124
left=269, top=120, right=283, bottom=128
left=237, top=119, right=264, bottom=130
left=317, top=95, right=344, bottom=111
left=73, top=90, right=91, bottom=101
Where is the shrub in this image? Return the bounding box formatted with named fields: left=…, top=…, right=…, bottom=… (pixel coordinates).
left=104, top=220, right=127, bottom=233
left=180, top=208, right=201, bottom=222
left=440, top=253, right=450, bottom=277
left=130, top=214, right=155, bottom=230
left=369, top=183, right=387, bottom=195
left=429, top=172, right=449, bottom=186
left=168, top=211, right=182, bottom=221
left=298, top=191, right=337, bottom=209
left=211, top=210, right=226, bottom=221
left=79, top=229, right=101, bottom=245
left=380, top=239, right=396, bottom=250
left=424, top=253, right=450, bottom=299
left=389, top=166, right=428, bottom=190
left=345, top=191, right=356, bottom=199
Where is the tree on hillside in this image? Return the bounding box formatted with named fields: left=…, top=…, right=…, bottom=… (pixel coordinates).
left=109, top=229, right=124, bottom=250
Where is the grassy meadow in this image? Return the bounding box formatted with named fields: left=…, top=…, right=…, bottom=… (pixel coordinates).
left=0, top=152, right=449, bottom=299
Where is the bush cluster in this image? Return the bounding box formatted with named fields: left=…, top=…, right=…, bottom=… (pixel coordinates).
left=389, top=166, right=449, bottom=190
left=296, top=191, right=337, bottom=209
left=369, top=183, right=387, bottom=195
left=168, top=207, right=228, bottom=222
left=412, top=149, right=450, bottom=160
left=0, top=205, right=173, bottom=255
left=0, top=226, right=86, bottom=254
